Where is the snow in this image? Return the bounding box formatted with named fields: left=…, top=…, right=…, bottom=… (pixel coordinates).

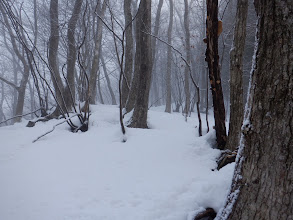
left=0, top=104, right=234, bottom=220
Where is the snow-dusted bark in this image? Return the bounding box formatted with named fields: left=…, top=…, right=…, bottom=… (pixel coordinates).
left=217, top=1, right=293, bottom=219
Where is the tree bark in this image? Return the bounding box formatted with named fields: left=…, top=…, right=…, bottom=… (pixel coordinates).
left=88, top=0, right=106, bottom=104
left=183, top=0, right=191, bottom=116
left=122, top=0, right=134, bottom=108
left=150, top=0, right=163, bottom=107
left=217, top=1, right=293, bottom=219
left=205, top=0, right=227, bottom=149
left=226, top=0, right=248, bottom=151
left=164, top=0, right=173, bottom=113
left=125, top=2, right=142, bottom=113
left=48, top=0, right=65, bottom=116
left=128, top=0, right=152, bottom=128
left=64, top=0, right=83, bottom=109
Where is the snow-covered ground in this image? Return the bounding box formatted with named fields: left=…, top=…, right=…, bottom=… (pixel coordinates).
left=0, top=105, right=234, bottom=220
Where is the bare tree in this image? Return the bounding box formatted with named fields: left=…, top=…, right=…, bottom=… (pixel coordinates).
left=205, top=0, right=227, bottom=149
left=164, top=0, right=173, bottom=113
left=121, top=0, right=133, bottom=108
left=64, top=0, right=83, bottom=109
left=0, top=2, right=30, bottom=123
left=88, top=0, right=107, bottom=104
left=226, top=0, right=248, bottom=151
left=183, top=0, right=191, bottom=117
left=128, top=0, right=152, bottom=128
left=48, top=0, right=66, bottom=116
left=150, top=0, right=163, bottom=106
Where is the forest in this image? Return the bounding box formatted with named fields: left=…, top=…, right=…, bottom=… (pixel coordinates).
left=0, top=0, right=292, bottom=220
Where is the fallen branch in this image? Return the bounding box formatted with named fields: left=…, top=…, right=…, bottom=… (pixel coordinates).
left=32, top=114, right=78, bottom=143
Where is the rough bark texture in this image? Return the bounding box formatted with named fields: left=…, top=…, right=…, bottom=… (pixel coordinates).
left=128, top=0, right=152, bottom=128
left=183, top=0, right=191, bottom=116
left=64, top=0, right=83, bottom=109
left=164, top=0, right=173, bottom=113
left=227, top=0, right=248, bottom=151
left=219, top=1, right=293, bottom=219
left=122, top=0, right=133, bottom=108
left=205, top=0, right=227, bottom=150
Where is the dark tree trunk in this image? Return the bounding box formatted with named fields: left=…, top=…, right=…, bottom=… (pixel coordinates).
left=226, top=0, right=248, bottom=151
left=122, top=0, right=134, bottom=108
left=64, top=0, right=83, bottom=109
left=217, top=1, right=293, bottom=219
left=205, top=0, right=227, bottom=150
left=128, top=0, right=152, bottom=128
left=164, top=0, right=173, bottom=113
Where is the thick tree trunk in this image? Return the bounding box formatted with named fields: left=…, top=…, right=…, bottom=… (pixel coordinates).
left=205, top=0, right=227, bottom=149
left=128, top=0, right=152, bottom=128
left=64, top=0, right=83, bottom=109
left=183, top=0, right=191, bottom=116
left=226, top=0, right=248, bottom=151
left=122, top=0, right=133, bottom=108
left=217, top=1, right=293, bottom=219
left=164, top=0, right=173, bottom=113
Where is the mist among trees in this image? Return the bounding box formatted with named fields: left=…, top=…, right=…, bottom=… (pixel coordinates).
left=0, top=0, right=292, bottom=219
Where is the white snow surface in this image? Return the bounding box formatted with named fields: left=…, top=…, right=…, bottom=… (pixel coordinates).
left=0, top=105, right=234, bottom=220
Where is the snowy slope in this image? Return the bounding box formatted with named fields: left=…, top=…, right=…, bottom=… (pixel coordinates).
left=0, top=105, right=234, bottom=220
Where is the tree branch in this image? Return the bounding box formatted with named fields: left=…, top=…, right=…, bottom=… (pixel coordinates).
left=0, top=76, right=19, bottom=90
left=32, top=114, right=78, bottom=143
